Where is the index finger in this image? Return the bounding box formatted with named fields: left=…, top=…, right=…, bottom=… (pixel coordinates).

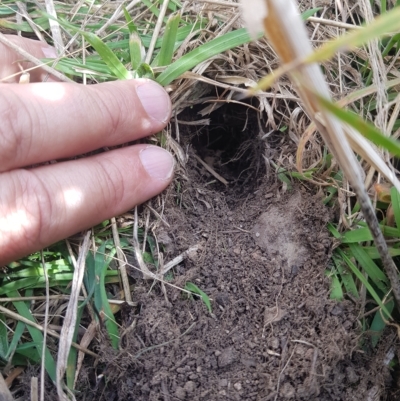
left=0, top=79, right=172, bottom=172
left=0, top=35, right=58, bottom=83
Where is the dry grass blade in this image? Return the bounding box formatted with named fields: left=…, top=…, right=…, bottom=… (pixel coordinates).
left=44, top=0, right=64, bottom=54
left=239, top=0, right=400, bottom=308
left=56, top=231, right=91, bottom=401
left=111, top=217, right=132, bottom=303
left=0, top=33, right=73, bottom=83
left=0, top=304, right=98, bottom=357
left=0, top=373, right=14, bottom=401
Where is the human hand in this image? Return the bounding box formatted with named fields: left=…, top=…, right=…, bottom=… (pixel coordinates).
left=0, top=36, right=174, bottom=264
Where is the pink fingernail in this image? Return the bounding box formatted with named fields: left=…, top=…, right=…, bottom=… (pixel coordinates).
left=41, top=46, right=57, bottom=58
left=136, top=80, right=171, bottom=123
left=139, top=146, right=174, bottom=180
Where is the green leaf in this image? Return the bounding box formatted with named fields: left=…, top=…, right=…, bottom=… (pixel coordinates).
left=157, top=12, right=181, bottom=67
left=338, top=250, right=391, bottom=319
left=391, top=187, right=400, bottom=233
left=306, top=6, right=400, bottom=63
left=301, top=7, right=322, bottom=20
left=76, top=30, right=131, bottom=80
left=129, top=32, right=146, bottom=71
left=157, top=28, right=256, bottom=86
left=341, top=224, right=400, bottom=243
left=332, top=255, right=359, bottom=298
left=6, top=321, right=25, bottom=360
left=316, top=94, right=400, bottom=157
left=123, top=7, right=145, bottom=71
left=123, top=6, right=137, bottom=35
left=0, top=17, right=50, bottom=32
left=327, top=222, right=341, bottom=239
left=347, top=243, right=388, bottom=292
left=327, top=271, right=343, bottom=300
left=370, top=300, right=394, bottom=347
left=0, top=314, right=8, bottom=359
left=8, top=290, right=57, bottom=382
left=185, top=282, right=212, bottom=314
left=363, top=245, right=400, bottom=259
left=86, top=243, right=119, bottom=349
left=42, top=13, right=130, bottom=80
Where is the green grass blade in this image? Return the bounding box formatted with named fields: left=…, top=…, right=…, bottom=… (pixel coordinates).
left=185, top=282, right=212, bottom=314
left=129, top=32, right=146, bottom=71
left=363, top=245, right=400, bottom=259
left=87, top=243, right=120, bottom=349
left=347, top=243, right=388, bottom=292
left=316, top=94, right=400, bottom=156
left=327, top=271, right=344, bottom=300
left=74, top=30, right=130, bottom=80
left=370, top=300, right=394, bottom=347
left=42, top=13, right=130, bottom=80
left=332, top=255, right=359, bottom=298
left=6, top=321, right=26, bottom=360
left=156, top=13, right=181, bottom=67
left=0, top=17, right=50, bottom=32
left=338, top=250, right=391, bottom=319
left=8, top=291, right=56, bottom=382
left=302, top=7, right=322, bottom=19
left=123, top=6, right=145, bottom=70
left=306, top=6, right=400, bottom=63
left=341, top=224, right=400, bottom=243
left=391, top=186, right=400, bottom=233
left=327, top=222, right=341, bottom=239
left=0, top=314, right=9, bottom=359
left=157, top=28, right=255, bottom=86
left=122, top=6, right=137, bottom=34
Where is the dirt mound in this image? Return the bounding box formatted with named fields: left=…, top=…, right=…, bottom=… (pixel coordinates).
left=86, top=174, right=368, bottom=400
left=72, top=103, right=394, bottom=401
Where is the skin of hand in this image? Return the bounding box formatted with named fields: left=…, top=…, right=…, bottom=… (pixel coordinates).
left=0, top=36, right=174, bottom=264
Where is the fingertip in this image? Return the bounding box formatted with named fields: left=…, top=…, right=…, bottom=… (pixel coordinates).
left=139, top=146, right=175, bottom=181
left=136, top=80, right=171, bottom=124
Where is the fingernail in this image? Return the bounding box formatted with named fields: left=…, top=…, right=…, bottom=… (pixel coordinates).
left=136, top=80, right=171, bottom=123
left=42, top=46, right=57, bottom=58
left=139, top=146, right=174, bottom=180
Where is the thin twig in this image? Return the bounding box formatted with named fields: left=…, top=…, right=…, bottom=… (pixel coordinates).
left=134, top=322, right=195, bottom=359
left=161, top=245, right=200, bottom=275
left=0, top=373, right=14, bottom=401
left=307, top=16, right=361, bottom=30
left=44, top=0, right=65, bottom=54
left=57, top=231, right=91, bottom=401
left=111, top=217, right=132, bottom=303
left=96, top=0, right=142, bottom=36
left=0, top=295, right=137, bottom=306
left=0, top=304, right=98, bottom=358
left=40, top=251, right=49, bottom=401
left=0, top=33, right=74, bottom=83
left=145, top=0, right=170, bottom=63
left=193, top=154, right=229, bottom=185
left=132, top=206, right=156, bottom=279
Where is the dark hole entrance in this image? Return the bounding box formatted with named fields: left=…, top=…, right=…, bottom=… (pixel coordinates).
left=179, top=99, right=266, bottom=193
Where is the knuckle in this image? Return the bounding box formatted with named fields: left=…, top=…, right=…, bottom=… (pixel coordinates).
left=0, top=170, right=51, bottom=260
left=0, top=88, right=34, bottom=171
left=94, top=157, right=126, bottom=208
